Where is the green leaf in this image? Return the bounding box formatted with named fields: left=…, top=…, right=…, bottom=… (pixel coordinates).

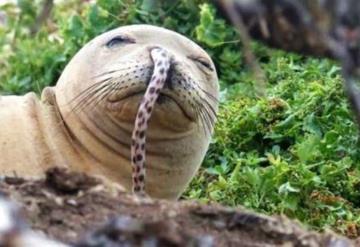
left=279, top=182, right=300, bottom=194
left=296, top=135, right=321, bottom=163
left=195, top=4, right=227, bottom=47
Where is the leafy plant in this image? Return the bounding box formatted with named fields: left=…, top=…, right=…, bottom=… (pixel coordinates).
left=185, top=51, right=360, bottom=236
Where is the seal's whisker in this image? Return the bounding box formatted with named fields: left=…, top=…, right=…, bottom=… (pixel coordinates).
left=71, top=71, right=133, bottom=114
left=190, top=101, right=201, bottom=130
left=72, top=73, right=144, bottom=115
left=199, top=95, right=217, bottom=122
left=67, top=77, right=112, bottom=106
left=92, top=70, right=124, bottom=79
left=107, top=78, right=135, bottom=98
left=189, top=78, right=219, bottom=104
left=85, top=83, right=115, bottom=110
left=188, top=82, right=217, bottom=129
left=171, top=79, right=216, bottom=135
left=193, top=103, right=207, bottom=135
left=88, top=79, right=139, bottom=111
left=70, top=86, right=108, bottom=113
left=91, top=66, right=137, bottom=79
left=104, top=81, right=122, bottom=100
left=194, top=100, right=212, bottom=136
left=199, top=105, right=213, bottom=136
left=196, top=84, right=219, bottom=104
left=185, top=82, right=217, bottom=124
left=181, top=77, right=218, bottom=119
left=197, top=96, right=216, bottom=132
left=70, top=81, right=113, bottom=113
left=193, top=87, right=216, bottom=116
left=200, top=105, right=214, bottom=134
left=67, top=78, right=114, bottom=111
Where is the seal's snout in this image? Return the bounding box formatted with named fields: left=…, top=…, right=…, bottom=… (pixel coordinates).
left=149, top=46, right=174, bottom=66
left=148, top=47, right=176, bottom=88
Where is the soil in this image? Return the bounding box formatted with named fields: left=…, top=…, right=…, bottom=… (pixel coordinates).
left=0, top=167, right=358, bottom=247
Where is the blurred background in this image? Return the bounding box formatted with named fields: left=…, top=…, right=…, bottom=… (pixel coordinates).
left=0, top=0, right=359, bottom=238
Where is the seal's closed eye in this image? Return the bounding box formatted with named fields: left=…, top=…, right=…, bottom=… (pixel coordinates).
left=106, top=35, right=136, bottom=48
left=188, top=55, right=214, bottom=72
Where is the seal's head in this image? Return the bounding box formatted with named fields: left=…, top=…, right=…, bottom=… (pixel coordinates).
left=55, top=24, right=219, bottom=199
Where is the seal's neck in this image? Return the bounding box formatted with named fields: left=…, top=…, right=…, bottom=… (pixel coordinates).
left=45, top=89, right=134, bottom=184
left=38, top=87, right=98, bottom=172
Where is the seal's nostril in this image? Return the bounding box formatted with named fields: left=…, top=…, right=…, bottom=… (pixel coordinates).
left=165, top=63, right=175, bottom=89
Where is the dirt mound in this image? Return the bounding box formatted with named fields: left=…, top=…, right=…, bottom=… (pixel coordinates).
left=0, top=168, right=357, bottom=246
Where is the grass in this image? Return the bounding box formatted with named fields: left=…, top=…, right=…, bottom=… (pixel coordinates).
left=1, top=0, right=359, bottom=238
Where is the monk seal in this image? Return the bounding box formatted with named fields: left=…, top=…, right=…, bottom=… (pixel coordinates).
left=0, top=25, right=219, bottom=199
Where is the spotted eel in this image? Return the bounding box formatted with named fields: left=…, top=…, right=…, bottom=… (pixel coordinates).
left=131, top=47, right=171, bottom=196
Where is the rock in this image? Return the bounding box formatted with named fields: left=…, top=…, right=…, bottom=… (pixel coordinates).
left=0, top=167, right=356, bottom=246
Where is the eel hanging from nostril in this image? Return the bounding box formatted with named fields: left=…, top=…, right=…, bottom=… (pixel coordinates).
left=131, top=48, right=171, bottom=196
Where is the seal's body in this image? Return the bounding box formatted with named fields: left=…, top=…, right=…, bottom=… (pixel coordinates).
left=0, top=91, right=96, bottom=176
left=0, top=25, right=219, bottom=199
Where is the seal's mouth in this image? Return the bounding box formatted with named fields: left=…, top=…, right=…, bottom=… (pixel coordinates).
left=107, top=89, right=195, bottom=122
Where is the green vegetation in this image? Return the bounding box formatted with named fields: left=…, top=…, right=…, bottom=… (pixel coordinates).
left=1, top=0, right=359, bottom=237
